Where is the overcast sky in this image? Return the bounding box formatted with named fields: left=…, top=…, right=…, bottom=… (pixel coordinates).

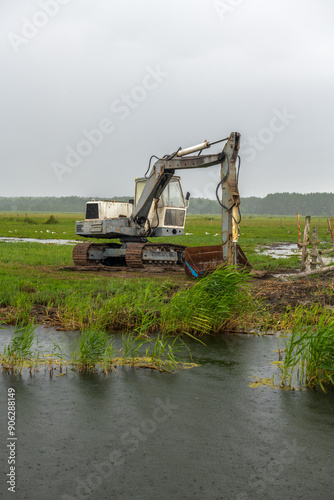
left=1, top=0, right=333, bottom=200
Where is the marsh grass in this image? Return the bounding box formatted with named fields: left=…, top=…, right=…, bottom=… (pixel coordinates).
left=162, top=266, right=253, bottom=335
left=279, top=314, right=334, bottom=392
left=281, top=304, right=333, bottom=329
left=1, top=322, right=37, bottom=374
left=0, top=265, right=259, bottom=335
left=73, top=329, right=115, bottom=373
left=1, top=325, right=193, bottom=376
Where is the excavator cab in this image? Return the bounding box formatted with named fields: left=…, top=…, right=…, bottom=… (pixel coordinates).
left=135, top=176, right=186, bottom=237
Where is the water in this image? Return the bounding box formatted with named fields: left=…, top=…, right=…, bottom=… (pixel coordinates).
left=257, top=243, right=334, bottom=265
left=0, top=237, right=78, bottom=245
left=1, top=327, right=334, bottom=500
left=256, top=243, right=300, bottom=259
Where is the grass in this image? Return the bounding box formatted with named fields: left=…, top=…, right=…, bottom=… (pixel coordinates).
left=0, top=256, right=258, bottom=335
left=0, top=212, right=333, bottom=336
left=162, top=266, right=252, bottom=335
left=2, top=212, right=334, bottom=388
left=0, top=323, right=195, bottom=375
left=279, top=314, right=334, bottom=391
left=1, top=211, right=331, bottom=270
left=1, top=322, right=39, bottom=374
left=0, top=212, right=83, bottom=240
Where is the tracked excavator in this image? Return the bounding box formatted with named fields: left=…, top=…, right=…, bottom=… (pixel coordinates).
left=73, top=132, right=249, bottom=277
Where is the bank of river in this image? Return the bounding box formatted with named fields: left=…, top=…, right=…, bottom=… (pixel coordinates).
left=1, top=326, right=334, bottom=500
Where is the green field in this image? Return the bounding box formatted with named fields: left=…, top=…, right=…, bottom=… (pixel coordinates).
left=0, top=212, right=332, bottom=333
left=1, top=212, right=333, bottom=391
left=0, top=211, right=330, bottom=270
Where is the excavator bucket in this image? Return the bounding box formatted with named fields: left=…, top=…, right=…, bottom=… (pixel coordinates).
left=184, top=245, right=251, bottom=278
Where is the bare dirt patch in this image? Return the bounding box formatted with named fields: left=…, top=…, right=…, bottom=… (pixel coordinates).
left=252, top=276, right=334, bottom=314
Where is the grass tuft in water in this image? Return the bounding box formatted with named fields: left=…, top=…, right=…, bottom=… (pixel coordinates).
left=0, top=325, right=192, bottom=375
left=72, top=329, right=114, bottom=373
left=279, top=314, right=334, bottom=392
left=1, top=322, right=38, bottom=374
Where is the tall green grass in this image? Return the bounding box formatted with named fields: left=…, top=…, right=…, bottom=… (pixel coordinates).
left=0, top=266, right=255, bottom=335
left=73, top=329, right=114, bottom=373
left=2, top=322, right=38, bottom=374
left=280, top=315, right=334, bottom=391
left=161, top=266, right=252, bottom=335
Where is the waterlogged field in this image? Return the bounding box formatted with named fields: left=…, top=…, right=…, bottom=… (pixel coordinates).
left=0, top=211, right=329, bottom=269
left=1, top=212, right=334, bottom=392
left=0, top=212, right=332, bottom=328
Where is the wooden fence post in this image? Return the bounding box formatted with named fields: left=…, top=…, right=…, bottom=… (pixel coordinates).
left=329, top=217, right=334, bottom=245
left=300, top=216, right=311, bottom=272
left=311, top=227, right=318, bottom=270
left=297, top=213, right=301, bottom=247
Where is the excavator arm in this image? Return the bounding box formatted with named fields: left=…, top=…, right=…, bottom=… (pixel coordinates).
left=133, top=132, right=241, bottom=264
left=133, top=133, right=240, bottom=221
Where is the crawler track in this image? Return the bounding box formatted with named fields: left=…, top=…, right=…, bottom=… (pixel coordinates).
left=72, top=243, right=94, bottom=266
left=125, top=243, right=146, bottom=268
left=73, top=242, right=186, bottom=269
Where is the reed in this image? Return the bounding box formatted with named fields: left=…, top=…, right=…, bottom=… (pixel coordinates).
left=0, top=326, right=191, bottom=375
left=72, top=329, right=114, bottom=373
left=279, top=314, right=334, bottom=391
left=162, top=266, right=252, bottom=335
left=1, top=322, right=37, bottom=374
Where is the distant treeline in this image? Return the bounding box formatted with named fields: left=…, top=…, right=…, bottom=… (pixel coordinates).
left=0, top=196, right=129, bottom=214
left=0, top=193, right=333, bottom=216
left=190, top=192, right=334, bottom=216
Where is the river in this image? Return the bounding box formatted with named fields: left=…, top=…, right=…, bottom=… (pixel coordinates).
left=0, top=326, right=333, bottom=500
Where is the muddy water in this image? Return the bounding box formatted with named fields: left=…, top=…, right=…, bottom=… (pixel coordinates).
left=257, top=243, right=300, bottom=259
left=258, top=242, right=334, bottom=265
left=1, top=328, right=334, bottom=500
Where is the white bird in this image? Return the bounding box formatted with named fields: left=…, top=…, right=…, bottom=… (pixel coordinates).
left=8, top=231, right=12, bottom=233
left=40, top=231, right=43, bottom=233
left=205, top=231, right=210, bottom=235
left=52, top=232, right=56, bottom=234
left=185, top=232, right=193, bottom=235
left=46, top=230, right=51, bottom=233
left=214, top=233, right=219, bottom=237
left=63, top=232, right=66, bottom=234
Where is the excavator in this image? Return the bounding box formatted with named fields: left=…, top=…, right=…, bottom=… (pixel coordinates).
left=73, top=132, right=249, bottom=277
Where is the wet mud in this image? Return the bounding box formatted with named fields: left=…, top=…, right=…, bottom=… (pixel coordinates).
left=252, top=275, right=334, bottom=314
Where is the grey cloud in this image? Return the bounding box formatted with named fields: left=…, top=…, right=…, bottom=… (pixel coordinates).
left=0, top=0, right=333, bottom=198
